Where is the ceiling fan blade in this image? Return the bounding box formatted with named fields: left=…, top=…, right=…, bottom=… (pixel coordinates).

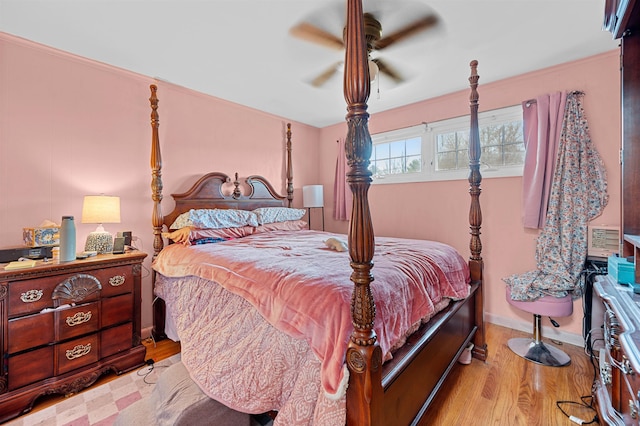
left=310, top=62, right=342, bottom=87
left=373, top=58, right=404, bottom=84
left=290, top=22, right=344, bottom=50
left=375, top=14, right=439, bottom=50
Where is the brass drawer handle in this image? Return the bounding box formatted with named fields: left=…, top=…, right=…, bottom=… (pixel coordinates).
left=109, top=275, right=125, bottom=287
left=20, top=289, right=43, bottom=303
left=66, top=343, right=91, bottom=360
left=66, top=311, right=92, bottom=327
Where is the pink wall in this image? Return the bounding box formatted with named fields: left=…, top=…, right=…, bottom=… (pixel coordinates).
left=1, top=31, right=622, bottom=341
left=0, top=33, right=320, bottom=333
left=319, top=51, right=621, bottom=339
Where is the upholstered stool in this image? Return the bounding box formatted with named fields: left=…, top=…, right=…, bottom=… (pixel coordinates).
left=505, top=287, right=573, bottom=367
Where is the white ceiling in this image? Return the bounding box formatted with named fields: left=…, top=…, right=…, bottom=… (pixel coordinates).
left=0, top=0, right=618, bottom=128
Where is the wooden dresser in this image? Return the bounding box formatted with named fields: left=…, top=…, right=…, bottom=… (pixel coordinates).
left=595, top=1, right=640, bottom=424
left=0, top=251, right=147, bottom=423
left=594, top=268, right=640, bottom=425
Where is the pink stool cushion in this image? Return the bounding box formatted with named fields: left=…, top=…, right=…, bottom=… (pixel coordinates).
left=505, top=287, right=573, bottom=317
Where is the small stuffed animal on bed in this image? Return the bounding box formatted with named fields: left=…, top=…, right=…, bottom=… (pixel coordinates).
left=324, top=237, right=348, bottom=252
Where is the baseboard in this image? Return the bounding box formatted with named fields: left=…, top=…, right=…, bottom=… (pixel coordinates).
left=486, top=313, right=585, bottom=347
left=142, top=326, right=153, bottom=340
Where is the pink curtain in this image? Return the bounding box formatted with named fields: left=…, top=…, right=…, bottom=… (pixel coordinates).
left=504, top=91, right=608, bottom=301
left=521, top=92, right=567, bottom=229
left=333, top=138, right=352, bottom=221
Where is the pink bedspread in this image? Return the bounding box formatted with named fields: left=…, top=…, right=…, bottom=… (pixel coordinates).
left=154, top=274, right=345, bottom=424
left=153, top=230, right=470, bottom=398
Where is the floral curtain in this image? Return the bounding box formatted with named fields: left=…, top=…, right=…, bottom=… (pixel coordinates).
left=504, top=92, right=608, bottom=301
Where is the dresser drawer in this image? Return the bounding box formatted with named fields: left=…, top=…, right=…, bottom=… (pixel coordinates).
left=8, top=312, right=54, bottom=354
left=8, top=346, right=54, bottom=390
left=95, top=266, right=133, bottom=297
left=8, top=272, right=101, bottom=317
left=101, top=322, right=133, bottom=358
left=8, top=278, right=57, bottom=317
left=101, top=293, right=133, bottom=328
left=56, top=302, right=100, bottom=341
left=56, top=334, right=99, bottom=375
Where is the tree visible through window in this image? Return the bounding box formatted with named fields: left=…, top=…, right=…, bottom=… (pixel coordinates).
left=370, top=105, right=524, bottom=183
left=436, top=119, right=524, bottom=171
left=371, top=137, right=421, bottom=177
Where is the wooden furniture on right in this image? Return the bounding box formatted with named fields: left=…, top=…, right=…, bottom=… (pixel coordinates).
left=593, top=2, right=640, bottom=424
left=603, top=0, right=640, bottom=261
left=594, top=271, right=640, bottom=425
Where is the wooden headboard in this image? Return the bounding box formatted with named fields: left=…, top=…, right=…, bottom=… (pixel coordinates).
left=148, top=89, right=294, bottom=258
left=162, top=172, right=290, bottom=230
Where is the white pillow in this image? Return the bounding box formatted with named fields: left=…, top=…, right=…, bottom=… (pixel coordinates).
left=252, top=207, right=306, bottom=225
left=169, top=209, right=259, bottom=230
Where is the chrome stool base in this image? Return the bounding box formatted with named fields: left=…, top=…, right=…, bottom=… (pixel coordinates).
left=507, top=337, right=570, bottom=367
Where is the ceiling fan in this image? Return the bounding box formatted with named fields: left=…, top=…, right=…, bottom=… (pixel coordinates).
left=290, top=9, right=440, bottom=88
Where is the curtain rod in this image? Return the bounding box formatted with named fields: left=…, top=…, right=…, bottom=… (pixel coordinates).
left=336, top=121, right=429, bottom=142
left=524, top=90, right=585, bottom=108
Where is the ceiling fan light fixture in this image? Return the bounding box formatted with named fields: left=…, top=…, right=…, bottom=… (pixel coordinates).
left=294, top=6, right=438, bottom=88
left=368, top=59, right=379, bottom=82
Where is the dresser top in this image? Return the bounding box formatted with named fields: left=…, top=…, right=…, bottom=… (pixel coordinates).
left=0, top=250, right=147, bottom=280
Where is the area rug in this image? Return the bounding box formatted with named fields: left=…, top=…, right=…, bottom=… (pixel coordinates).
left=6, top=354, right=181, bottom=426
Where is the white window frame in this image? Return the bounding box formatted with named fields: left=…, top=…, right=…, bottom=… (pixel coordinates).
left=370, top=105, right=524, bottom=184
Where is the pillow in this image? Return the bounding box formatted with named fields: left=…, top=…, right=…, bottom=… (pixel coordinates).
left=253, top=220, right=307, bottom=234
left=192, top=237, right=228, bottom=245
left=169, top=209, right=259, bottom=230
left=163, top=226, right=255, bottom=245
left=169, top=213, right=192, bottom=230
left=190, top=226, right=255, bottom=240
left=252, top=207, right=306, bottom=225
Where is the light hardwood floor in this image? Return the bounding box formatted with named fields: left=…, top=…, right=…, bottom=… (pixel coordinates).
left=22, top=324, right=597, bottom=425
left=144, top=335, right=181, bottom=363
left=424, top=323, right=598, bottom=425
left=145, top=323, right=597, bottom=425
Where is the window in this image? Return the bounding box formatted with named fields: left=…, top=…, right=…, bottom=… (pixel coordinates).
left=371, top=136, right=422, bottom=177
left=370, top=105, right=524, bottom=184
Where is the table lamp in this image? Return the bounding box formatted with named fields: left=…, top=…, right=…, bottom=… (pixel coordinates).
left=82, top=195, right=121, bottom=253
left=302, top=185, right=324, bottom=230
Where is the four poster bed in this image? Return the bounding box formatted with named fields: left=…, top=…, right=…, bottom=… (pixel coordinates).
left=148, top=1, right=487, bottom=424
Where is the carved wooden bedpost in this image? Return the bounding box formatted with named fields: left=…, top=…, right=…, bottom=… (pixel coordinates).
left=344, top=0, right=383, bottom=424
left=150, top=85, right=164, bottom=259
left=467, top=61, right=487, bottom=360
left=150, top=84, right=167, bottom=341
left=286, top=123, right=294, bottom=208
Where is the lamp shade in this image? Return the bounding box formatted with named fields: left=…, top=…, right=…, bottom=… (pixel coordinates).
left=81, top=195, right=121, bottom=224
left=303, top=185, right=324, bottom=208
left=82, top=195, right=121, bottom=254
